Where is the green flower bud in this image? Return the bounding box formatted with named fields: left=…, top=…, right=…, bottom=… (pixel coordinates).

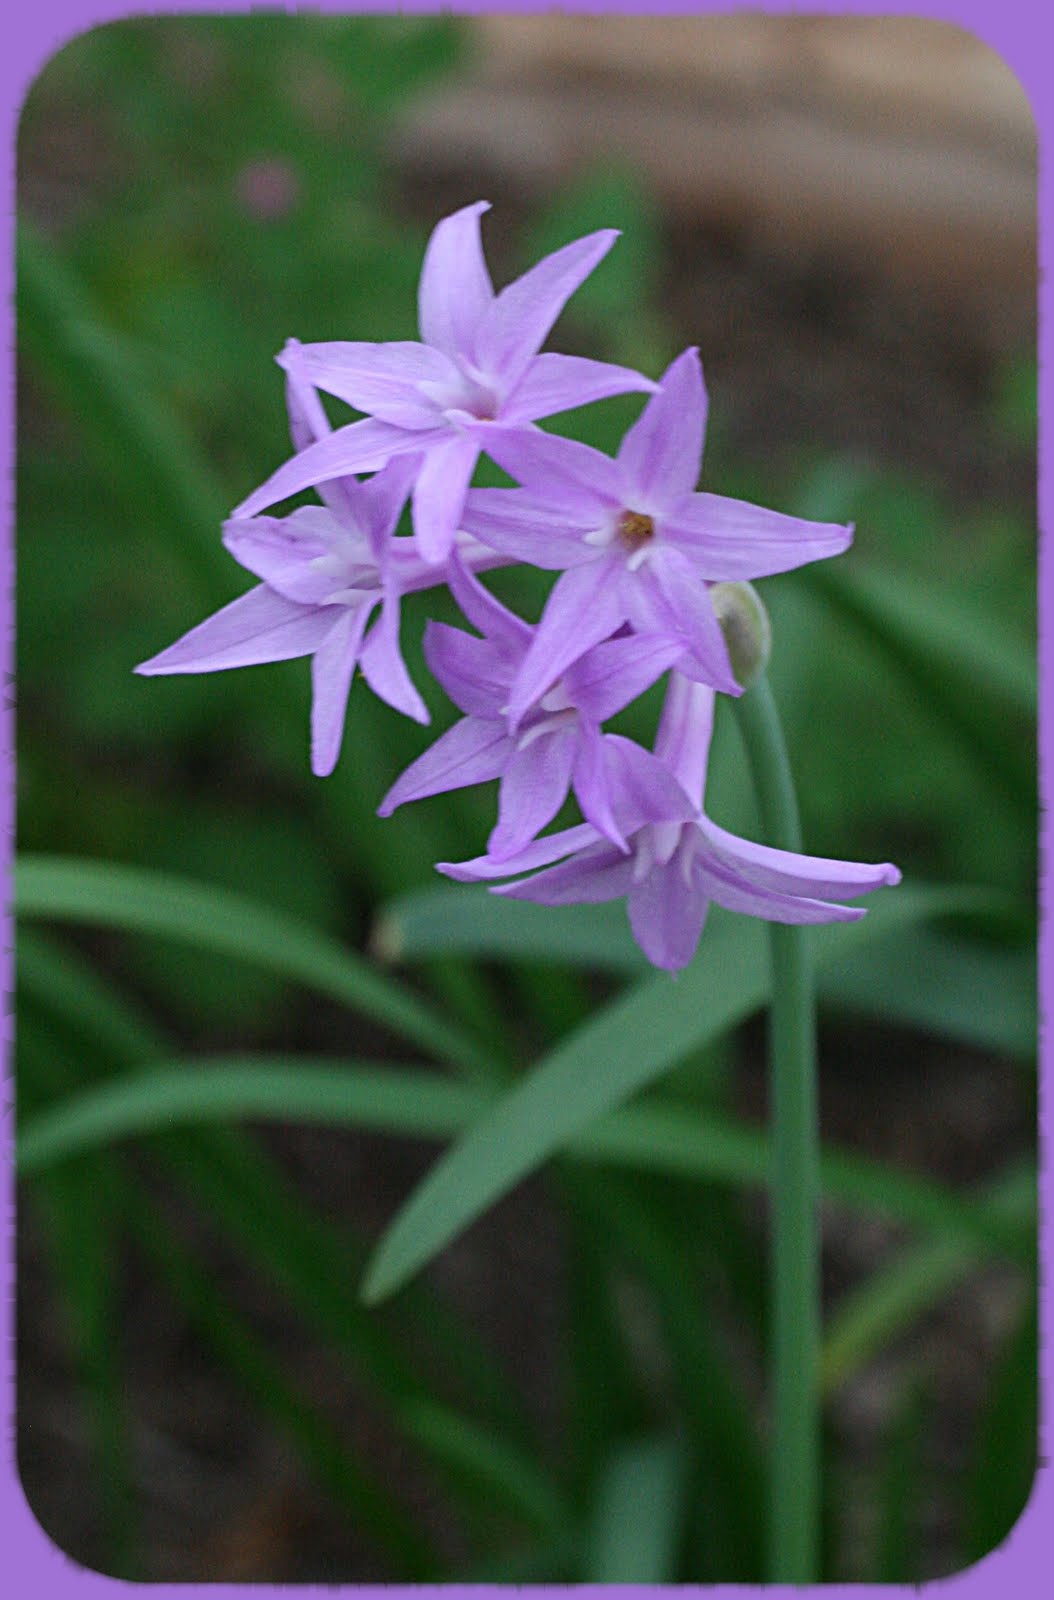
left=711, top=581, right=772, bottom=690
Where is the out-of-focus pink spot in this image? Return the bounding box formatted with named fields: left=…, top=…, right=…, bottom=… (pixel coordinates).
left=235, top=159, right=300, bottom=221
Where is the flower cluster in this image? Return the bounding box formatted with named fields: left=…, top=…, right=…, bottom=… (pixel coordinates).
left=138, top=201, right=900, bottom=970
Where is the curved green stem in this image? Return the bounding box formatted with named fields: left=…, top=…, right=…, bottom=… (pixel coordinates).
left=732, top=675, right=821, bottom=1583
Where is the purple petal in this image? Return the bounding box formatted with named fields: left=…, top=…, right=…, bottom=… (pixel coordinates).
left=629, top=546, right=740, bottom=696
left=477, top=228, right=620, bottom=388
left=489, top=726, right=578, bottom=860
left=135, top=585, right=337, bottom=675
left=233, top=418, right=443, bottom=520
left=699, top=818, right=901, bottom=901
left=283, top=340, right=331, bottom=451
left=506, top=558, right=628, bottom=728
left=695, top=853, right=866, bottom=926
left=564, top=631, right=684, bottom=723
left=472, top=422, right=622, bottom=510
left=359, top=594, right=429, bottom=724
left=437, top=822, right=601, bottom=881
left=662, top=493, right=854, bottom=579
left=627, top=856, right=709, bottom=972
left=310, top=605, right=374, bottom=777
left=460, top=487, right=600, bottom=571
left=279, top=340, right=455, bottom=430
left=222, top=508, right=352, bottom=606
left=411, top=433, right=480, bottom=564
left=617, top=347, right=707, bottom=509
left=423, top=621, right=511, bottom=718
left=282, top=342, right=362, bottom=524
left=653, top=674, right=715, bottom=810
left=359, top=453, right=421, bottom=562
left=503, top=352, right=657, bottom=424
left=600, top=734, right=698, bottom=834
left=445, top=551, right=533, bottom=658
left=418, top=200, right=495, bottom=362
left=378, top=716, right=512, bottom=816
left=569, top=722, right=631, bottom=852
left=496, top=840, right=636, bottom=906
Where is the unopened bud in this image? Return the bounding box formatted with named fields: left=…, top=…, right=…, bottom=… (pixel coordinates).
left=711, top=581, right=771, bottom=690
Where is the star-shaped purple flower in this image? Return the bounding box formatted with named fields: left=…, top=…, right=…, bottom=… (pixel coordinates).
left=229, top=202, right=657, bottom=565
left=378, top=555, right=687, bottom=860
left=460, top=347, right=855, bottom=726
left=136, top=364, right=506, bottom=777
left=439, top=673, right=900, bottom=972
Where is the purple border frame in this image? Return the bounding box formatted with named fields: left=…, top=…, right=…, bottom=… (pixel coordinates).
left=3, top=1, right=1048, bottom=1591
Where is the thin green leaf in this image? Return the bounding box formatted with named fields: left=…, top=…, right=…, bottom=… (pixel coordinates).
left=374, top=884, right=645, bottom=973
left=125, top=1174, right=440, bottom=1577
left=584, top=1433, right=687, bottom=1582
left=874, top=1370, right=929, bottom=1583
left=822, top=925, right=1036, bottom=1062
left=17, top=1058, right=1028, bottom=1263
left=18, top=1024, right=137, bottom=1575
left=16, top=1058, right=480, bottom=1174
left=820, top=1164, right=1035, bottom=1395
left=16, top=853, right=492, bottom=1076
left=19, top=932, right=532, bottom=1468
left=964, top=1289, right=1038, bottom=1565
left=360, top=885, right=1006, bottom=1303
left=18, top=219, right=231, bottom=598
left=398, top=1400, right=570, bottom=1538
left=573, top=1174, right=764, bottom=1580
left=803, top=555, right=1035, bottom=813
left=378, top=888, right=1034, bottom=1062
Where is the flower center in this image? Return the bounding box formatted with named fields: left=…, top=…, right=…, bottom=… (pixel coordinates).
left=617, top=510, right=655, bottom=553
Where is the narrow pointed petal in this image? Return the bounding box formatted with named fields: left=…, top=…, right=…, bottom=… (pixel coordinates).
left=233, top=418, right=443, bottom=519
left=282, top=341, right=361, bottom=523
left=284, top=340, right=332, bottom=451
left=437, top=822, right=601, bottom=881
left=617, top=347, right=706, bottom=508
left=506, top=558, right=627, bottom=729
left=460, top=487, right=599, bottom=570
left=135, top=585, right=337, bottom=675
left=662, top=493, right=854, bottom=579
left=360, top=452, right=421, bottom=561
left=221, top=507, right=367, bottom=607
left=631, top=547, right=740, bottom=696
left=472, top=422, right=622, bottom=510
left=565, top=631, right=684, bottom=723
left=570, top=722, right=630, bottom=853
left=601, top=734, right=698, bottom=834
left=628, top=861, right=709, bottom=971
left=696, top=854, right=866, bottom=925
left=654, top=674, right=715, bottom=810
left=496, top=841, right=636, bottom=906
left=418, top=200, right=494, bottom=362
left=378, top=717, right=511, bottom=816
left=503, top=352, right=657, bottom=424
left=478, top=229, right=620, bottom=388
left=445, top=551, right=533, bottom=657
left=699, top=818, right=902, bottom=901
left=489, top=726, right=578, bottom=860
left=423, top=621, right=510, bottom=718
left=280, top=340, right=455, bottom=429
left=359, top=594, right=429, bottom=724
left=310, top=605, right=374, bottom=777
left=411, top=433, right=480, bottom=564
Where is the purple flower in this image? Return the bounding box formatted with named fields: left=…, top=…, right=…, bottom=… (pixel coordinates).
left=136, top=364, right=506, bottom=777
left=438, top=674, right=901, bottom=972
left=230, top=202, right=657, bottom=564
left=378, top=555, right=686, bottom=859
left=460, top=347, right=855, bottom=726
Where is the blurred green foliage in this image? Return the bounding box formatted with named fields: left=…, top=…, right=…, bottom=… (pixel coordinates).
left=16, top=12, right=1036, bottom=1586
